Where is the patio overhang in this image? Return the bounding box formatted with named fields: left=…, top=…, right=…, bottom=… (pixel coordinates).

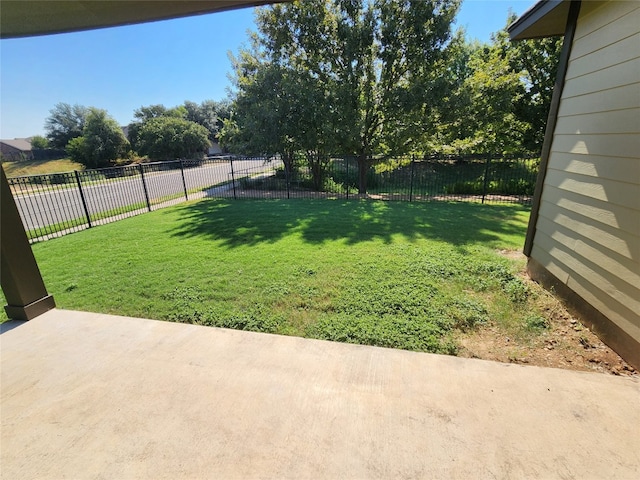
left=508, top=0, right=575, bottom=40
left=0, top=1, right=285, bottom=39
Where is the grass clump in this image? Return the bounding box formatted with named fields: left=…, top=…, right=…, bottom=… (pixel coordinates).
left=525, top=314, right=550, bottom=331
left=308, top=313, right=457, bottom=354
left=23, top=198, right=541, bottom=353
left=162, top=286, right=284, bottom=333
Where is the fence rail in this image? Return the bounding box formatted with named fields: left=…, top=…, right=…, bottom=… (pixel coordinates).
left=7, top=154, right=539, bottom=243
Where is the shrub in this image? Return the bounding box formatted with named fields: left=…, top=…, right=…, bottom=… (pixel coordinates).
left=444, top=178, right=535, bottom=195
left=322, top=176, right=344, bottom=193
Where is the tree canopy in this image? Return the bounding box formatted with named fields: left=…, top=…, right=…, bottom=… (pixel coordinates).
left=37, top=6, right=560, bottom=182
left=223, top=3, right=561, bottom=181
left=29, top=135, right=49, bottom=149
left=66, top=108, right=129, bottom=168
left=224, top=0, right=462, bottom=192
left=133, top=116, right=210, bottom=160
left=128, top=101, right=227, bottom=159
left=184, top=99, right=230, bottom=144
left=44, top=103, right=88, bottom=149
left=41, top=99, right=228, bottom=165
left=434, top=17, right=562, bottom=154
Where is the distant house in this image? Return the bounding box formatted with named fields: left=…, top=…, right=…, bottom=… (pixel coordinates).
left=509, top=0, right=639, bottom=368
left=0, top=138, right=33, bottom=160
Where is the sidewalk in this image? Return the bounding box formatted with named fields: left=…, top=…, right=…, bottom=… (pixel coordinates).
left=2, top=309, right=638, bottom=479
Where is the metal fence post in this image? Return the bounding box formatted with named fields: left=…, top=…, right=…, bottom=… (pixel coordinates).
left=345, top=156, right=349, bottom=200
left=230, top=157, right=237, bottom=200
left=409, top=155, right=415, bottom=202
left=74, top=170, right=92, bottom=228
left=138, top=163, right=152, bottom=211
left=285, top=160, right=291, bottom=200
left=179, top=160, right=188, bottom=200
left=481, top=155, right=492, bottom=204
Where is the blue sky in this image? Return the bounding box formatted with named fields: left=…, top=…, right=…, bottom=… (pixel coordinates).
left=0, top=0, right=532, bottom=139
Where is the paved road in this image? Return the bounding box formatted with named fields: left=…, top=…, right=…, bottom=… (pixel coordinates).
left=11, top=159, right=279, bottom=232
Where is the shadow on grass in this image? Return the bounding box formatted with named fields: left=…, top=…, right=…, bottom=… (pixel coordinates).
left=167, top=198, right=529, bottom=248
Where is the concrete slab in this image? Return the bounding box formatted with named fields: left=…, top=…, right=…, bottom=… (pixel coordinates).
left=1, top=309, right=639, bottom=479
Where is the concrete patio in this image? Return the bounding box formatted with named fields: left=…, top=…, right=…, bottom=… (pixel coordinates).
left=1, top=309, right=639, bottom=479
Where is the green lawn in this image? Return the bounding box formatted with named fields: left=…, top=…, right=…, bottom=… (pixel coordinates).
left=2, top=158, right=84, bottom=177
left=9, top=198, right=543, bottom=354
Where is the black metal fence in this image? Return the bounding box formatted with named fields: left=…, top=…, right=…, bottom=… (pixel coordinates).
left=7, top=154, right=539, bottom=243
left=235, top=154, right=539, bottom=202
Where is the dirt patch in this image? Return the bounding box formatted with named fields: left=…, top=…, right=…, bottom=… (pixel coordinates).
left=455, top=250, right=637, bottom=377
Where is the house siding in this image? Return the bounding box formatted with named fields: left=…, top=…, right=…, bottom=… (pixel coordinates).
left=530, top=0, right=640, bottom=364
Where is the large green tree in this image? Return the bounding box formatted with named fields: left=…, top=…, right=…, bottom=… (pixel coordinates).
left=129, top=101, right=227, bottom=157
left=227, top=0, right=461, bottom=193
left=434, top=16, right=562, bottom=154
left=184, top=99, right=230, bottom=145
left=221, top=63, right=296, bottom=166
left=66, top=108, right=129, bottom=168
left=127, top=104, right=187, bottom=151
left=133, top=116, right=210, bottom=160
left=221, top=58, right=331, bottom=186
left=506, top=28, right=562, bottom=151
left=44, top=103, right=88, bottom=149
left=438, top=40, right=531, bottom=153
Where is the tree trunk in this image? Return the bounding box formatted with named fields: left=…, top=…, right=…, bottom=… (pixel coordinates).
left=282, top=152, right=294, bottom=176
left=357, top=154, right=369, bottom=194
left=308, top=153, right=324, bottom=192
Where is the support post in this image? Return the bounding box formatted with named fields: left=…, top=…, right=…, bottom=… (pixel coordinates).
left=1, top=167, right=55, bottom=320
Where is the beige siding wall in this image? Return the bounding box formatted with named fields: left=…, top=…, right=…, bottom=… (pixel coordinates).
left=531, top=1, right=640, bottom=342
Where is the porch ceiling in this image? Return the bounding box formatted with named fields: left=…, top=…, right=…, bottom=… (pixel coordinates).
left=0, top=1, right=285, bottom=39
